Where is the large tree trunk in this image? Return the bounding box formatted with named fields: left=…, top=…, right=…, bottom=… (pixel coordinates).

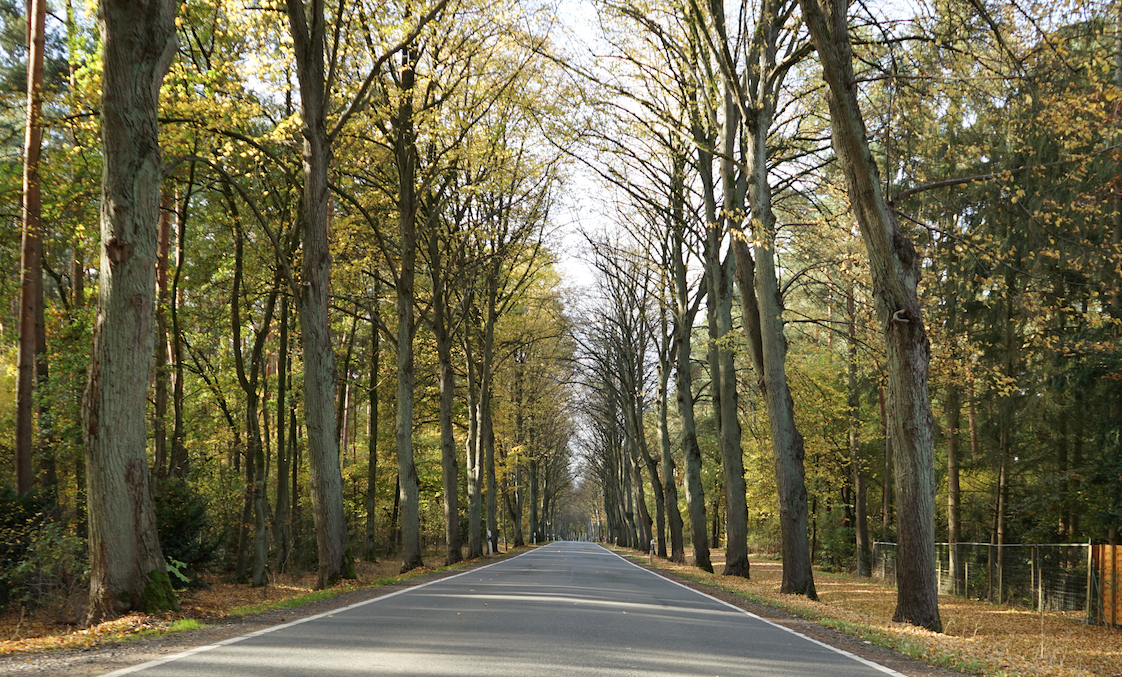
left=83, top=0, right=178, bottom=624
left=709, top=0, right=815, bottom=595
left=711, top=88, right=750, bottom=580
left=435, top=318, right=462, bottom=564
left=750, top=198, right=815, bottom=597
left=285, top=0, right=354, bottom=589
left=673, top=228, right=711, bottom=572
left=393, top=40, right=423, bottom=573
left=16, top=0, right=48, bottom=496
left=799, top=0, right=941, bottom=631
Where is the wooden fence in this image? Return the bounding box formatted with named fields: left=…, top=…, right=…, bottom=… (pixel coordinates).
left=1092, top=544, right=1121, bottom=627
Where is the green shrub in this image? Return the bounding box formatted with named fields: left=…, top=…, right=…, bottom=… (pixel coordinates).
left=0, top=486, right=87, bottom=621
left=155, top=477, right=222, bottom=587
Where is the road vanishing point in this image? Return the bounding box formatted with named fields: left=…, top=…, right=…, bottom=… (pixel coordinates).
left=104, top=542, right=904, bottom=677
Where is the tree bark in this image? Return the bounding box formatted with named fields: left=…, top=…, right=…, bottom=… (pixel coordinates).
left=16, top=0, right=48, bottom=496
left=83, top=0, right=179, bottom=623
left=657, top=338, right=685, bottom=562
left=169, top=177, right=194, bottom=479
left=481, top=281, right=500, bottom=555
left=849, top=278, right=870, bottom=577
left=284, top=0, right=354, bottom=588
left=364, top=299, right=380, bottom=561
left=673, top=225, right=711, bottom=571
left=464, top=335, right=483, bottom=558
left=392, top=38, right=423, bottom=573
left=433, top=282, right=462, bottom=565
left=230, top=218, right=278, bottom=588
left=275, top=295, right=292, bottom=572
left=946, top=383, right=962, bottom=593
left=153, top=191, right=172, bottom=480
left=739, top=98, right=816, bottom=593
left=799, top=0, right=941, bottom=631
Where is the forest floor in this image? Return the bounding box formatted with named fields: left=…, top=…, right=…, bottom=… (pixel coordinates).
left=616, top=546, right=1121, bottom=677
left=0, top=549, right=507, bottom=659
left=0, top=544, right=1117, bottom=677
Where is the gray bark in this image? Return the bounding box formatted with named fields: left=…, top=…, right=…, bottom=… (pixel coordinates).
left=657, top=338, right=685, bottom=562
left=275, top=295, right=292, bottom=571
left=849, top=280, right=870, bottom=577
left=464, top=335, right=483, bottom=558
left=672, top=225, right=711, bottom=572
left=393, top=48, right=423, bottom=570
left=285, top=0, right=354, bottom=588
left=83, top=0, right=178, bottom=623
left=364, top=299, right=380, bottom=561
left=798, top=0, right=941, bottom=631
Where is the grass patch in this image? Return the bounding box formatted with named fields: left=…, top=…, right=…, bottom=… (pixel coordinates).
left=231, top=588, right=345, bottom=617
left=168, top=618, right=204, bottom=633
left=616, top=545, right=1118, bottom=677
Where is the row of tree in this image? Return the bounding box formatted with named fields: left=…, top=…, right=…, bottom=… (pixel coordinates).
left=574, top=0, right=1120, bottom=634
left=1, top=0, right=581, bottom=625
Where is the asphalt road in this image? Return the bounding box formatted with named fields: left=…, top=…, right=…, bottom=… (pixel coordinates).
left=103, top=542, right=903, bottom=677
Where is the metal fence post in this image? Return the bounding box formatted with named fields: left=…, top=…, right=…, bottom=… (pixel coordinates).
left=1086, top=539, right=1094, bottom=623
left=1032, top=545, right=1039, bottom=612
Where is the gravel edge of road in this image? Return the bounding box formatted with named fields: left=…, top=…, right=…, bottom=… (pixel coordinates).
left=0, top=545, right=965, bottom=677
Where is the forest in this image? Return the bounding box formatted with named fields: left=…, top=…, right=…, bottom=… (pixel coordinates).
left=0, top=0, right=1119, bottom=635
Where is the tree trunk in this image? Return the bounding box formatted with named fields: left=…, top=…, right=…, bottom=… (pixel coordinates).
left=169, top=177, right=194, bottom=479
left=674, top=238, right=711, bottom=571
left=740, top=103, right=815, bottom=594
left=878, top=383, right=892, bottom=539
left=529, top=455, right=540, bottom=544
left=464, top=336, right=483, bottom=558
left=336, top=314, right=358, bottom=451
left=16, top=0, right=48, bottom=496
left=275, top=295, right=292, bottom=572
left=849, top=279, right=870, bottom=577
left=946, top=383, right=962, bottom=594
left=83, top=0, right=178, bottom=623
left=799, top=0, right=941, bottom=631
left=658, top=348, right=685, bottom=562
left=364, top=300, right=380, bottom=561
left=481, top=284, right=500, bottom=555
left=229, top=220, right=278, bottom=588
left=436, top=318, right=461, bottom=564
left=284, top=0, right=353, bottom=588
left=153, top=191, right=172, bottom=480
left=708, top=85, right=750, bottom=580
left=392, top=39, right=423, bottom=573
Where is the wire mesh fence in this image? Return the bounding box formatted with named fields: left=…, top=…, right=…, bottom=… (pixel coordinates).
left=872, top=542, right=1101, bottom=618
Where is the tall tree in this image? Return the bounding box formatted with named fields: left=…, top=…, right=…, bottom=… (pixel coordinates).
left=83, top=0, right=179, bottom=623
left=15, top=0, right=48, bottom=496
left=283, top=0, right=354, bottom=587
left=798, top=0, right=941, bottom=631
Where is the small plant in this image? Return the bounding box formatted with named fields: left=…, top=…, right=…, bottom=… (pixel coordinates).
left=155, top=478, right=222, bottom=587
left=165, top=557, right=191, bottom=585
left=168, top=618, right=203, bottom=632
